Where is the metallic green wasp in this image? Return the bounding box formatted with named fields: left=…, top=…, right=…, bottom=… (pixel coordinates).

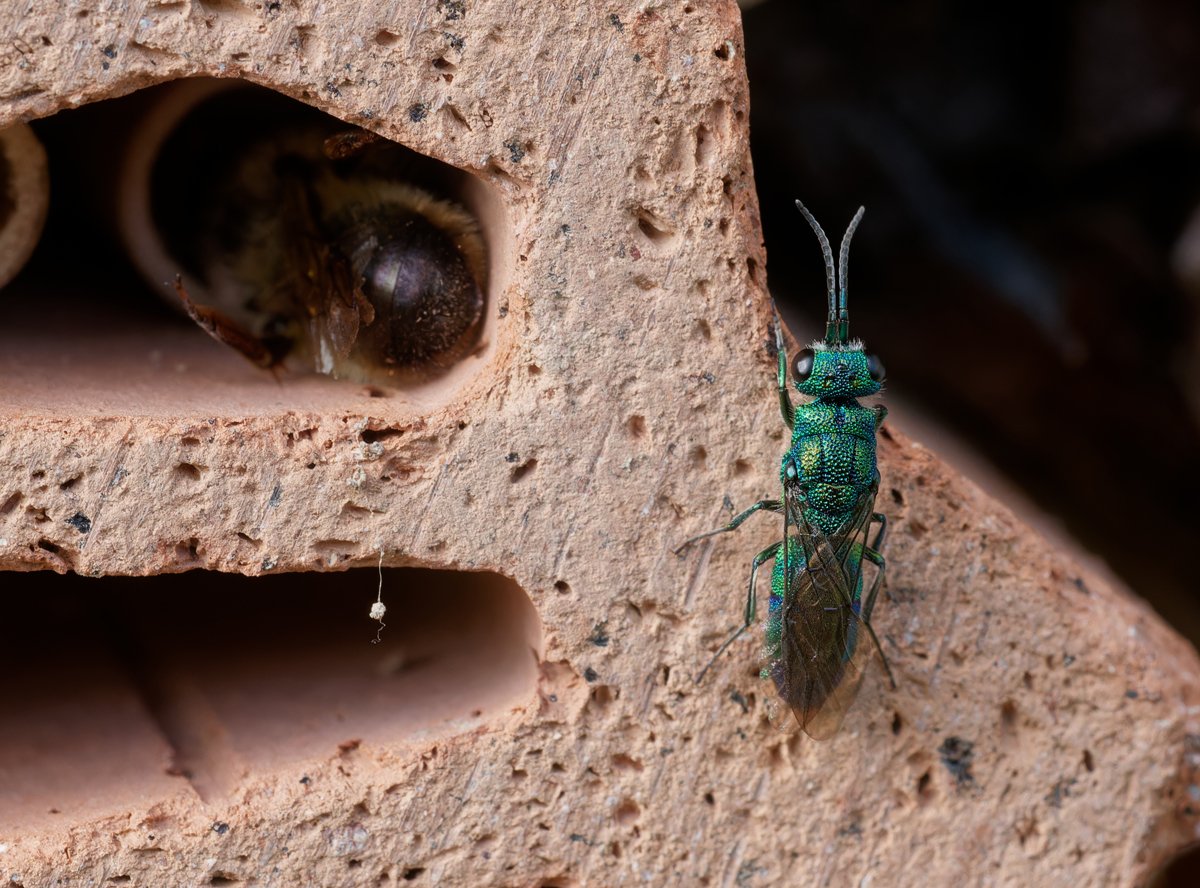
left=678, top=200, right=895, bottom=739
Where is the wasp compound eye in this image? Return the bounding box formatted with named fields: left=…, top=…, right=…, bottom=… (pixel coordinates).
left=867, top=354, right=886, bottom=383
left=792, top=348, right=815, bottom=382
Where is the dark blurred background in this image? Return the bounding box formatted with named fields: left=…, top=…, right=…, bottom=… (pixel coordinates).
left=743, top=0, right=1200, bottom=638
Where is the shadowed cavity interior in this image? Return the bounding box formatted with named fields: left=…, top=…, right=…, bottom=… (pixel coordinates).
left=0, top=567, right=540, bottom=835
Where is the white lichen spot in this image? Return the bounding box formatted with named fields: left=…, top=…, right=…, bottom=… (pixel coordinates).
left=353, top=442, right=384, bottom=462
left=328, top=823, right=369, bottom=855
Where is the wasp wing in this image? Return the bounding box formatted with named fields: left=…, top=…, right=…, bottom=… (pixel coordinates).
left=764, top=481, right=880, bottom=739
left=829, top=475, right=881, bottom=607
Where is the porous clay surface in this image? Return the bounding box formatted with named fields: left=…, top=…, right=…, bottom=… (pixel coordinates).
left=1, top=2, right=1199, bottom=886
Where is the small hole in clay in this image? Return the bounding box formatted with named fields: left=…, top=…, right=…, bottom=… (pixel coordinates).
left=175, top=462, right=203, bottom=481
left=613, top=799, right=641, bottom=825
left=694, top=124, right=712, bottom=167
left=634, top=209, right=677, bottom=247
left=611, top=753, right=643, bottom=772
left=1000, top=700, right=1018, bottom=736
left=510, top=458, right=537, bottom=482
left=746, top=256, right=759, bottom=284
left=916, top=770, right=934, bottom=803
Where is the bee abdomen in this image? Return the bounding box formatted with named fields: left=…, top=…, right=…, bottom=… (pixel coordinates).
left=332, top=192, right=486, bottom=369
left=350, top=211, right=483, bottom=365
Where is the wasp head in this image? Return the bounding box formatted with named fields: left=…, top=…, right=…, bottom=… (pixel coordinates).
left=791, top=341, right=884, bottom=399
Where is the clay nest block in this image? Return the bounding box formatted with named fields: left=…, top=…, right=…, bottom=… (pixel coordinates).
left=1, top=1, right=1198, bottom=886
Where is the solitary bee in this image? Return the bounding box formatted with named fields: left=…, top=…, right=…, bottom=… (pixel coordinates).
left=148, top=84, right=486, bottom=383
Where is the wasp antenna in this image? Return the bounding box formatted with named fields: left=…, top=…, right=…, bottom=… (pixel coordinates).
left=836, top=206, right=865, bottom=344
left=795, top=200, right=837, bottom=343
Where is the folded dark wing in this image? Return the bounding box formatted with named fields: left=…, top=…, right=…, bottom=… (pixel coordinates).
left=766, top=481, right=875, bottom=739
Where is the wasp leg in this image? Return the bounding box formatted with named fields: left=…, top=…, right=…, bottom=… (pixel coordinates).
left=674, top=499, right=782, bottom=554
left=861, top=545, right=897, bottom=689
left=696, top=540, right=782, bottom=683
left=773, top=305, right=795, bottom=430
left=870, top=511, right=887, bottom=552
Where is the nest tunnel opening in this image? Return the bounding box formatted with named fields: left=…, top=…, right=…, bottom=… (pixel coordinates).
left=0, top=566, right=541, bottom=838
left=1150, top=842, right=1200, bottom=888
left=0, top=78, right=510, bottom=413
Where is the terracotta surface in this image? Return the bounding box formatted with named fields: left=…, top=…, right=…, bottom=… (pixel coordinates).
left=1, top=2, right=1199, bottom=886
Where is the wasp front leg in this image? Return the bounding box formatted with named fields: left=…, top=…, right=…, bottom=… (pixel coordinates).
left=774, top=308, right=795, bottom=430
left=674, top=499, right=782, bottom=554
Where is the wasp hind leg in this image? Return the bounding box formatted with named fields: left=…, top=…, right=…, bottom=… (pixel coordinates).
left=860, top=539, right=897, bottom=689
left=696, top=540, right=782, bottom=683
